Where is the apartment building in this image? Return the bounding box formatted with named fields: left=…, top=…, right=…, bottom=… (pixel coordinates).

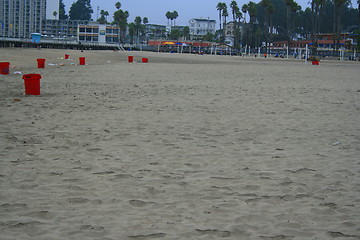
left=0, top=0, right=59, bottom=38
left=78, top=24, right=120, bottom=44
left=189, top=18, right=216, bottom=40
left=145, top=24, right=167, bottom=39
left=42, top=19, right=90, bottom=38
left=223, top=21, right=244, bottom=46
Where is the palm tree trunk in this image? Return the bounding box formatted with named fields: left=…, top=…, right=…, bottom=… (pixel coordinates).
left=287, top=7, right=291, bottom=50
left=264, top=12, right=268, bottom=53
left=311, top=1, right=316, bottom=55
left=337, top=6, right=342, bottom=50
left=333, top=3, right=337, bottom=50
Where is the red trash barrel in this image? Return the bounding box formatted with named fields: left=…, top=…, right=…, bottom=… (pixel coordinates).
left=65, top=54, right=69, bottom=59
left=142, top=58, right=148, bottom=63
left=128, top=56, right=134, bottom=63
left=79, top=57, right=86, bottom=65
left=0, top=62, right=10, bottom=75
left=23, top=74, right=41, bottom=95
left=37, top=59, right=46, bottom=68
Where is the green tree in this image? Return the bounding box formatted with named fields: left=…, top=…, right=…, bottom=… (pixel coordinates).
left=242, top=4, right=248, bottom=23
left=230, top=1, right=242, bottom=48
left=182, top=26, right=190, bottom=40
left=69, top=0, right=93, bottom=20
left=166, top=11, right=179, bottom=27
left=222, top=6, right=229, bottom=43
left=284, top=0, right=300, bottom=48
left=104, top=11, right=109, bottom=22
left=59, top=0, right=68, bottom=20
left=172, top=11, right=179, bottom=26
left=115, top=2, right=121, bottom=10
left=143, top=17, right=149, bottom=41
left=267, top=3, right=275, bottom=46
left=128, top=22, right=136, bottom=44
left=217, top=2, right=227, bottom=41
left=53, top=11, right=58, bottom=20
left=169, top=29, right=181, bottom=40
left=203, top=32, right=215, bottom=41
left=333, top=0, right=349, bottom=49
left=166, top=11, right=171, bottom=26
left=97, top=10, right=109, bottom=24
left=310, top=0, right=325, bottom=54
left=248, top=1, right=257, bottom=47
left=113, top=9, right=129, bottom=43
left=261, top=0, right=273, bottom=52
left=134, top=16, right=142, bottom=43
left=356, top=30, right=360, bottom=50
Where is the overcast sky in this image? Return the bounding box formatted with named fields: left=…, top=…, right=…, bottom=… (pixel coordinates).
left=63, top=0, right=358, bottom=27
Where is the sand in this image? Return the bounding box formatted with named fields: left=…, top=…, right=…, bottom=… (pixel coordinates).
left=0, top=48, right=359, bottom=240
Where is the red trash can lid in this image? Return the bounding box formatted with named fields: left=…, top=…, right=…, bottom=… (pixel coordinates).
left=22, top=74, right=42, bottom=79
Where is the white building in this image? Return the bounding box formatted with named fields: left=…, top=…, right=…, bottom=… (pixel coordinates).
left=78, top=24, right=120, bottom=44
left=0, top=0, right=59, bottom=38
left=223, top=21, right=244, bottom=47
left=189, top=18, right=216, bottom=39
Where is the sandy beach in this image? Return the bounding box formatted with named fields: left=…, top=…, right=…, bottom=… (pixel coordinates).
left=0, top=48, right=359, bottom=239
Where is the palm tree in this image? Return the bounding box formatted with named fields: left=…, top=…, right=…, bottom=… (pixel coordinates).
left=222, top=5, right=229, bottom=42
left=166, top=11, right=179, bottom=27
left=104, top=11, right=109, bottom=22
left=267, top=3, right=275, bottom=49
left=230, top=1, right=241, bottom=48
left=115, top=2, right=121, bottom=10
left=170, top=12, right=174, bottom=26
left=143, top=17, right=149, bottom=42
left=247, top=1, right=257, bottom=47
left=311, top=0, right=325, bottom=55
left=285, top=0, right=298, bottom=49
left=230, top=1, right=239, bottom=26
left=172, top=11, right=179, bottom=26
left=97, top=9, right=107, bottom=24
left=333, top=0, right=348, bottom=50
left=166, top=11, right=171, bottom=26
left=53, top=11, right=58, bottom=20
left=134, top=16, right=142, bottom=44
left=128, top=22, right=136, bottom=44
left=113, top=9, right=129, bottom=43
left=242, top=4, right=248, bottom=24
left=241, top=4, right=249, bottom=45
left=182, top=26, right=190, bottom=40
left=261, top=0, right=271, bottom=52
left=217, top=2, right=226, bottom=35
left=289, top=1, right=300, bottom=49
